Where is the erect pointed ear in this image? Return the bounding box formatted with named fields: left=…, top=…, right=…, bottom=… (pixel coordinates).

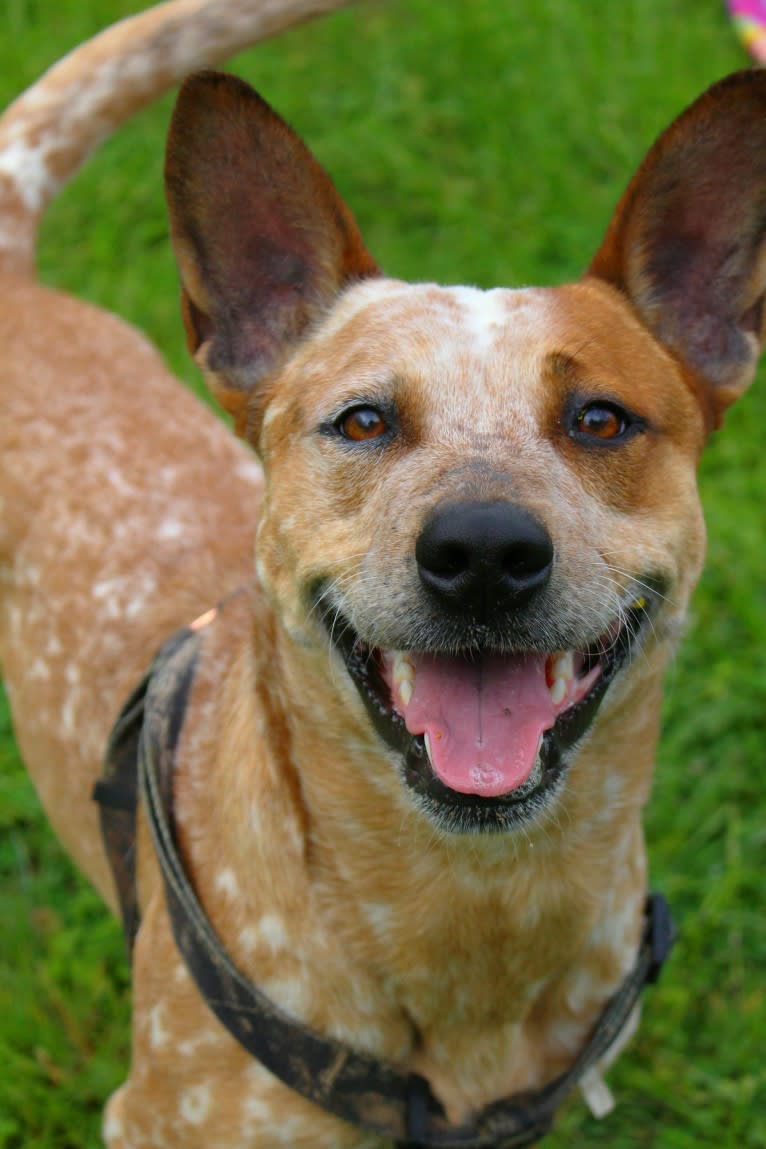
left=587, top=70, right=766, bottom=430
left=165, top=71, right=379, bottom=434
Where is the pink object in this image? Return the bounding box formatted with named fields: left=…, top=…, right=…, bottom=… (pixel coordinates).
left=726, top=0, right=766, bottom=63
left=392, top=652, right=598, bottom=798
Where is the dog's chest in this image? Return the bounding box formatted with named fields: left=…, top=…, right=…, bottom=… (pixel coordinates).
left=301, top=842, right=644, bottom=1120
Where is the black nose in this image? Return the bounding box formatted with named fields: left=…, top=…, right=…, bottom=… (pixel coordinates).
left=416, top=500, right=554, bottom=615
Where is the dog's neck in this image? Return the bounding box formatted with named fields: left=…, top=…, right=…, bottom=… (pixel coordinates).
left=174, top=591, right=665, bottom=1120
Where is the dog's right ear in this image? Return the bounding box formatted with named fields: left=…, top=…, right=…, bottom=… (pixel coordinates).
left=165, top=72, right=379, bottom=435
left=587, top=70, right=766, bottom=431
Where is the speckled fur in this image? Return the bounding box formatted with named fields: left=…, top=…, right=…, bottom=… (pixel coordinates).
left=1, top=10, right=765, bottom=1149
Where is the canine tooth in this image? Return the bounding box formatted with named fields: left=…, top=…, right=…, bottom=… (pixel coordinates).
left=550, top=677, right=568, bottom=706
left=392, top=651, right=414, bottom=684
left=399, top=678, right=413, bottom=707
left=551, top=651, right=574, bottom=681
left=424, top=732, right=433, bottom=765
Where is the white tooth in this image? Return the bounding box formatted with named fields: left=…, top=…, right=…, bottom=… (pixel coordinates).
left=393, top=651, right=414, bottom=685
left=550, top=677, right=568, bottom=706
left=399, top=678, right=413, bottom=707
left=552, top=651, right=574, bottom=681
left=424, top=731, right=433, bottom=764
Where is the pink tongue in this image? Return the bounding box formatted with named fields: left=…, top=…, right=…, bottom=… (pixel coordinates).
left=403, top=653, right=556, bottom=797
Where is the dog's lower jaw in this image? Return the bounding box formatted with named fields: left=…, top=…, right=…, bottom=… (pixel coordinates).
left=312, top=585, right=669, bottom=835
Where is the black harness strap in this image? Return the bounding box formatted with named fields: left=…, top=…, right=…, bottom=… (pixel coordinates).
left=95, top=623, right=675, bottom=1149
left=94, top=627, right=196, bottom=950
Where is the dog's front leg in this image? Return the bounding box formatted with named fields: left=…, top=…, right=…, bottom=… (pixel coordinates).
left=102, top=896, right=383, bottom=1149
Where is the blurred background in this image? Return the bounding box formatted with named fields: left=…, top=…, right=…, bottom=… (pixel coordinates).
left=0, top=1, right=764, bottom=1145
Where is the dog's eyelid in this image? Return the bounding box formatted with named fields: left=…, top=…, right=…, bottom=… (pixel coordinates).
left=330, top=394, right=396, bottom=419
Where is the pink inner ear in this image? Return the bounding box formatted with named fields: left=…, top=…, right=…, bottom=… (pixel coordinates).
left=637, top=231, right=757, bottom=381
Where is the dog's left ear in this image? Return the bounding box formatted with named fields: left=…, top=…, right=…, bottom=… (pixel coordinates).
left=588, top=70, right=766, bottom=429
left=165, top=71, right=379, bottom=434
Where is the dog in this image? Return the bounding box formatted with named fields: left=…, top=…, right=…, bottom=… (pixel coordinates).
left=1, top=0, right=764, bottom=1143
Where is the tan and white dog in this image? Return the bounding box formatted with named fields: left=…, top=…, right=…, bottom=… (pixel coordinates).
left=1, top=1, right=765, bottom=1146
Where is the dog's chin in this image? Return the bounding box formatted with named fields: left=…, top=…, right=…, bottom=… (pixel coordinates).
left=318, top=594, right=657, bottom=834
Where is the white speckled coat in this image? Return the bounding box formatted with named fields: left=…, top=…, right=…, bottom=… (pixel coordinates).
left=1, top=4, right=765, bottom=1147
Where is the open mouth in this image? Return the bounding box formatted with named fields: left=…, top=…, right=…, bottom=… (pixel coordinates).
left=320, top=594, right=655, bottom=831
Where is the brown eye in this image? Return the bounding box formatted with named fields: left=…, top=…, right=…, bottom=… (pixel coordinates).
left=337, top=406, right=388, bottom=442
left=574, top=402, right=629, bottom=441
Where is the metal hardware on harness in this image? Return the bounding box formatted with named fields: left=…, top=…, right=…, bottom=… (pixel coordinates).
left=95, top=618, right=676, bottom=1149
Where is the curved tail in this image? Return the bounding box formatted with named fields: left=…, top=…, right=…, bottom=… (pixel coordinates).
left=0, top=0, right=353, bottom=278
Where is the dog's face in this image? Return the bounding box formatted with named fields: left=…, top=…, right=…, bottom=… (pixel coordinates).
left=165, top=71, right=766, bottom=832
left=251, top=277, right=705, bottom=831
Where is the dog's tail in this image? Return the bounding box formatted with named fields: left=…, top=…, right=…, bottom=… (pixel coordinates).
left=0, top=0, right=353, bottom=278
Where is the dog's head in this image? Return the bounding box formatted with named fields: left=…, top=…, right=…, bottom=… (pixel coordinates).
left=165, top=71, right=765, bottom=833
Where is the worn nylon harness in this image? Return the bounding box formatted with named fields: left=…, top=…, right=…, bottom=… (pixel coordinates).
left=94, top=621, right=675, bottom=1149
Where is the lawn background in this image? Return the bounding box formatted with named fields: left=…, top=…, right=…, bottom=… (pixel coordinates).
left=0, top=1, right=765, bottom=1146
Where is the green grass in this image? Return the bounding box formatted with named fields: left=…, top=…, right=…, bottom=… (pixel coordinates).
left=1, top=1, right=765, bottom=1146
